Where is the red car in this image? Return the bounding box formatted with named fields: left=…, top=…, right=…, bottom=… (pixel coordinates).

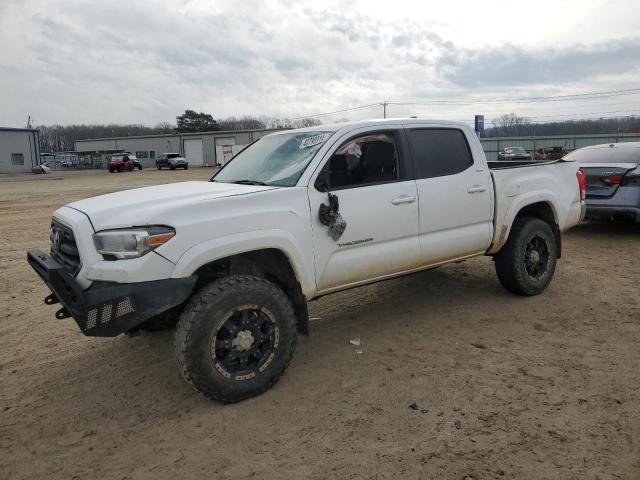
left=109, top=153, right=139, bottom=173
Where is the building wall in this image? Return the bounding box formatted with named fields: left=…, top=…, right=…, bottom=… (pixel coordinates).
left=0, top=129, right=40, bottom=173
left=480, top=133, right=640, bottom=161
left=75, top=129, right=280, bottom=167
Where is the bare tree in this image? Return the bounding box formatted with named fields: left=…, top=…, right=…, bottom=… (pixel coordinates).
left=217, top=116, right=267, bottom=131
left=490, top=113, right=531, bottom=137
left=154, top=121, right=175, bottom=134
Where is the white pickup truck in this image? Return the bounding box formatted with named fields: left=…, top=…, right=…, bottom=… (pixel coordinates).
left=28, top=119, right=586, bottom=402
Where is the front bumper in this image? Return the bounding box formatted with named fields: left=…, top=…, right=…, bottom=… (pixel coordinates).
left=27, top=250, right=197, bottom=336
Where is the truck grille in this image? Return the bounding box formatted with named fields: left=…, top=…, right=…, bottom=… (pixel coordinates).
left=50, top=220, right=81, bottom=276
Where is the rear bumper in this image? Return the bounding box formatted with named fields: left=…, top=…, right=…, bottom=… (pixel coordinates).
left=585, top=186, right=640, bottom=221
left=584, top=205, right=640, bottom=222
left=27, top=250, right=197, bottom=336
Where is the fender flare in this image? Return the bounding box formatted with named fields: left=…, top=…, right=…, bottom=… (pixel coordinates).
left=169, top=229, right=316, bottom=298
left=488, top=191, right=561, bottom=255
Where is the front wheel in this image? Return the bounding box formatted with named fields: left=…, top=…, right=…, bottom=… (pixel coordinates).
left=494, top=216, right=557, bottom=296
left=174, top=275, right=297, bottom=402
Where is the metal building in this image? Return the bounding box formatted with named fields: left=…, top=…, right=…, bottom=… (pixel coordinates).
left=0, top=127, right=41, bottom=173
left=74, top=128, right=280, bottom=169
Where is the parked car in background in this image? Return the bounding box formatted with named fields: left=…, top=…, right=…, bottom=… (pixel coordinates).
left=157, top=153, right=189, bottom=170
left=497, top=146, right=531, bottom=161
left=535, top=146, right=571, bottom=161
left=564, top=142, right=640, bottom=223
left=109, top=153, right=138, bottom=173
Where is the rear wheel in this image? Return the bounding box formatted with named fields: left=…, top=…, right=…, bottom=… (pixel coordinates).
left=175, top=275, right=297, bottom=402
left=108, top=167, right=115, bottom=173
left=494, top=216, right=557, bottom=296
left=184, top=165, right=189, bottom=170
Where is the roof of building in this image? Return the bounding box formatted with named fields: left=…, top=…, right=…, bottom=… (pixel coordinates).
left=0, top=127, right=38, bottom=133
left=74, top=127, right=283, bottom=143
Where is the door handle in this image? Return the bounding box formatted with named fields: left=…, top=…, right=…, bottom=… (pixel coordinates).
left=467, top=185, right=486, bottom=193
left=391, top=195, right=416, bottom=205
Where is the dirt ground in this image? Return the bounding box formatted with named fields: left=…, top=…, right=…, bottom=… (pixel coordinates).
left=1, top=168, right=639, bottom=480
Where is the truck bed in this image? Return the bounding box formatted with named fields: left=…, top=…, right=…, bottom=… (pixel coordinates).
left=487, top=159, right=561, bottom=170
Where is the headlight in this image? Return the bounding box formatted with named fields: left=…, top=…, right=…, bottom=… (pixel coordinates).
left=93, top=226, right=175, bottom=260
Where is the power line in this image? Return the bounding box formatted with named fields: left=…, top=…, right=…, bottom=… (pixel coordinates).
left=388, top=88, right=640, bottom=106
left=287, top=103, right=380, bottom=121
left=285, top=88, right=640, bottom=122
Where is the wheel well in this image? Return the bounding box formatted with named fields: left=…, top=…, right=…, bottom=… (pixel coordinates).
left=514, top=202, right=562, bottom=258
left=193, top=249, right=309, bottom=335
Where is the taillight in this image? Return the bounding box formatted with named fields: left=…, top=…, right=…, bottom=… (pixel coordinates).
left=602, top=174, right=623, bottom=185
left=576, top=168, right=587, bottom=201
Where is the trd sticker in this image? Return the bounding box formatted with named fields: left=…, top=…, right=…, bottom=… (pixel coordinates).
left=337, top=238, right=373, bottom=248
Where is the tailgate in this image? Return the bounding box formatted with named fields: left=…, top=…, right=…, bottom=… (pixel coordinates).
left=580, top=163, right=637, bottom=199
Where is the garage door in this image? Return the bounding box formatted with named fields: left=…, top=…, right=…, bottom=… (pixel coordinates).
left=214, top=137, right=236, bottom=166
left=183, top=139, right=204, bottom=166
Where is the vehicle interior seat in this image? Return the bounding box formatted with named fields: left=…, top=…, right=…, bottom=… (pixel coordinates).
left=329, top=154, right=351, bottom=188
left=362, top=141, right=397, bottom=183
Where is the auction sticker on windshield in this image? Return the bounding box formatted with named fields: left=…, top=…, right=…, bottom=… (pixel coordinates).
left=299, top=133, right=331, bottom=149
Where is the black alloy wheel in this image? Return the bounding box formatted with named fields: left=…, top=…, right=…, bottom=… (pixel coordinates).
left=212, top=306, right=278, bottom=380
left=523, top=234, right=549, bottom=280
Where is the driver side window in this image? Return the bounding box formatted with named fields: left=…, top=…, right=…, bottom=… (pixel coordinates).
left=315, top=132, right=399, bottom=191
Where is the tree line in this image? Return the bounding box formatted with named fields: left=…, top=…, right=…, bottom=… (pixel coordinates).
left=484, top=113, right=640, bottom=138
left=36, top=110, right=322, bottom=152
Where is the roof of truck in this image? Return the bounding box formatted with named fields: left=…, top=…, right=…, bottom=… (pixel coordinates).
left=268, top=118, right=469, bottom=135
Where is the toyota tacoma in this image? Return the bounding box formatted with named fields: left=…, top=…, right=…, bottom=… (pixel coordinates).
left=28, top=119, right=586, bottom=402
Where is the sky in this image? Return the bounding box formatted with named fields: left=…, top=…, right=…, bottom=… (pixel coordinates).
left=1, top=0, right=640, bottom=127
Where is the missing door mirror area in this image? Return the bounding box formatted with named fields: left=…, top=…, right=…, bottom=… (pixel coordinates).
left=319, top=193, right=347, bottom=241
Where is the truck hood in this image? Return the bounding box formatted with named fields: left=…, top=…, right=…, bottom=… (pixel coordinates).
left=67, top=181, right=279, bottom=231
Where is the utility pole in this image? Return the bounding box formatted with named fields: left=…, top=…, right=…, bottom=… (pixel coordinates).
left=382, top=102, right=388, bottom=118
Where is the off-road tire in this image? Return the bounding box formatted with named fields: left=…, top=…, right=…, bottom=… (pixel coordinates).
left=494, top=216, right=557, bottom=296
left=174, top=275, right=297, bottom=402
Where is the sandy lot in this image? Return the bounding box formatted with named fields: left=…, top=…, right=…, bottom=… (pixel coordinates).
left=1, top=168, right=639, bottom=479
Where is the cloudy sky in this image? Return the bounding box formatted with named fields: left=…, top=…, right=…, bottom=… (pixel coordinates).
left=2, top=0, right=640, bottom=127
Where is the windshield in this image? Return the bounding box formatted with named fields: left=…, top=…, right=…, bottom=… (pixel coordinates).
left=212, top=131, right=333, bottom=187
left=564, top=145, right=640, bottom=163
left=167, top=153, right=181, bottom=159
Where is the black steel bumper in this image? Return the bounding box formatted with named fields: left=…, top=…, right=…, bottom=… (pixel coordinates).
left=27, top=250, right=197, bottom=337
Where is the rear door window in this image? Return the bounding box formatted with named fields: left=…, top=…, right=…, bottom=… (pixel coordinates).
left=407, top=128, right=473, bottom=179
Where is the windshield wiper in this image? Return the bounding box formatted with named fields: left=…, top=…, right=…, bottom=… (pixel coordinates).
left=231, top=179, right=270, bottom=186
